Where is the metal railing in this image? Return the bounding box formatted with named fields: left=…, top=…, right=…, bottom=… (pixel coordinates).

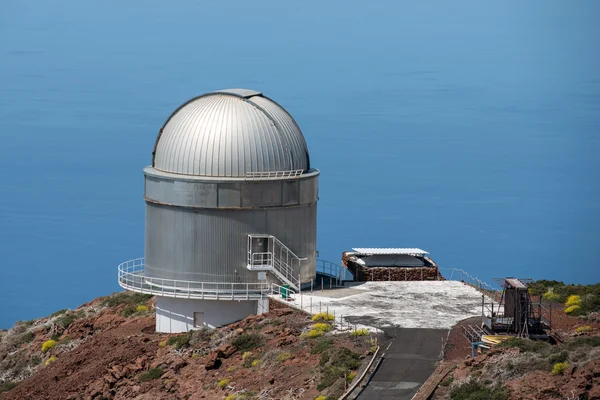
left=118, top=258, right=269, bottom=300
left=316, top=259, right=353, bottom=285
left=439, top=268, right=497, bottom=292
left=244, top=169, right=304, bottom=180
left=247, top=234, right=304, bottom=290
left=270, top=282, right=296, bottom=299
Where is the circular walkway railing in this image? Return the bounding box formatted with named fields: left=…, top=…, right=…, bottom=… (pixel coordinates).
left=118, top=258, right=269, bottom=300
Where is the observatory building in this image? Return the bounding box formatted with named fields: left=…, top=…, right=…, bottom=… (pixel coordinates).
left=118, top=89, right=319, bottom=333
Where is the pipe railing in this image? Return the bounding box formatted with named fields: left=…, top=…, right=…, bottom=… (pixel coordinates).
left=118, top=258, right=269, bottom=300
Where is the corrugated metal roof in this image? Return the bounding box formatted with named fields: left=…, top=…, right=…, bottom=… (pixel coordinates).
left=352, top=248, right=429, bottom=255
left=152, top=89, right=310, bottom=177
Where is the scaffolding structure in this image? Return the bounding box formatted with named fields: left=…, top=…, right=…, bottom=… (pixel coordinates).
left=482, top=277, right=552, bottom=338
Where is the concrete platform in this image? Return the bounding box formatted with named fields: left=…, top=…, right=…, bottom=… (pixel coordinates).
left=275, top=281, right=486, bottom=399
left=288, top=281, right=484, bottom=330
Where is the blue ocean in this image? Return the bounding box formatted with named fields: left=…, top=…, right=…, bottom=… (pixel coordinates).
left=1, top=0, right=599, bottom=328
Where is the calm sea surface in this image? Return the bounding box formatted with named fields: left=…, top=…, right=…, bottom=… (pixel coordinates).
left=1, top=0, right=599, bottom=328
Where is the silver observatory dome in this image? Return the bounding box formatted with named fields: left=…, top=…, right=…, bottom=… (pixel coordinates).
left=119, top=88, right=319, bottom=332
left=152, top=89, right=311, bottom=177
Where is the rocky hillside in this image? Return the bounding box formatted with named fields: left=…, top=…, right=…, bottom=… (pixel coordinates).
left=432, top=308, right=600, bottom=399
left=0, top=292, right=373, bottom=400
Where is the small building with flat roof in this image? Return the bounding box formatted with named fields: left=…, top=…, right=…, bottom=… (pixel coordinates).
left=342, top=248, right=440, bottom=281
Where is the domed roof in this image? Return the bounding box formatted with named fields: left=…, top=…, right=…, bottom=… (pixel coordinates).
left=152, top=89, right=311, bottom=177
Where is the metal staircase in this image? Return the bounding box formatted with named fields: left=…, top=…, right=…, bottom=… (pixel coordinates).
left=246, top=234, right=305, bottom=290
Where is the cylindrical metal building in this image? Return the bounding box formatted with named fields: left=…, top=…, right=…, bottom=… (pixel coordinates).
left=118, top=88, right=319, bottom=332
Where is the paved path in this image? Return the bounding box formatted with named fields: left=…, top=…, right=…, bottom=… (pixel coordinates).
left=357, top=328, right=448, bottom=400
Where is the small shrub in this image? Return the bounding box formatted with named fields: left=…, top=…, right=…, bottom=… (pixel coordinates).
left=552, top=362, right=569, bottom=375
left=440, top=376, right=454, bottom=387
left=139, top=367, right=163, bottom=382
left=276, top=351, right=291, bottom=362
left=306, top=329, right=324, bottom=338
left=566, top=295, right=582, bottom=307
left=189, top=328, right=212, bottom=346
left=55, top=313, right=78, bottom=329
left=312, top=312, right=334, bottom=321
left=576, top=325, right=593, bottom=333
left=319, top=351, right=330, bottom=366
left=167, top=333, right=190, bottom=350
left=42, top=339, right=57, bottom=352
left=242, top=351, right=253, bottom=360
left=548, top=350, right=568, bottom=364
left=350, top=328, right=369, bottom=337
left=251, top=359, right=261, bottom=367
left=497, top=338, right=548, bottom=353
left=102, top=292, right=152, bottom=307
left=50, top=309, right=68, bottom=317
left=227, top=366, right=236, bottom=372
left=565, top=336, right=600, bottom=349
left=315, top=396, right=328, bottom=400
left=331, top=347, right=360, bottom=370
left=44, top=356, right=57, bottom=366
left=121, top=305, right=138, bottom=318
left=232, top=333, right=265, bottom=351
left=0, top=381, right=18, bottom=393
left=158, top=339, right=167, bottom=347
left=17, top=331, right=35, bottom=345
left=136, top=305, right=149, bottom=312
left=30, top=355, right=42, bottom=365
left=311, top=338, right=333, bottom=354
left=542, top=291, right=561, bottom=302
left=565, top=305, right=581, bottom=315
left=218, top=378, right=230, bottom=389
left=312, top=323, right=333, bottom=332
left=318, top=346, right=362, bottom=390
left=347, top=370, right=357, bottom=382
left=450, top=380, right=509, bottom=400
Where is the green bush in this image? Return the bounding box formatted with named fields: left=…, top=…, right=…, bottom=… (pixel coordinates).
left=548, top=350, right=568, bottom=365
left=232, top=333, right=265, bottom=352
left=121, top=305, right=138, bottom=318
left=319, top=351, right=330, bottom=367
left=139, top=367, right=163, bottom=382
left=311, top=338, right=333, bottom=354
left=166, top=333, right=191, bottom=350
left=44, top=356, right=57, bottom=366
left=317, top=347, right=361, bottom=390
left=102, top=292, right=152, bottom=307
left=276, top=351, right=291, bottom=362
left=497, top=338, right=548, bottom=353
left=304, top=329, right=325, bottom=338
left=450, top=380, right=510, bottom=400
left=50, top=309, right=68, bottom=318
left=331, top=347, right=361, bottom=370
left=42, top=339, right=57, bottom=352
left=552, top=362, right=568, bottom=375
left=0, top=381, right=18, bottom=394
left=350, top=328, right=369, bottom=337
left=440, top=376, right=454, bottom=387
left=217, top=378, right=230, bottom=389
left=564, top=336, right=600, bottom=350
left=312, top=312, right=334, bottom=321
left=55, top=314, right=77, bottom=329
left=16, top=331, right=35, bottom=345
left=312, top=323, right=333, bottom=332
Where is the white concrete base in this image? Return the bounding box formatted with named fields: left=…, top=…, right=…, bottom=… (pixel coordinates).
left=155, top=296, right=269, bottom=333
